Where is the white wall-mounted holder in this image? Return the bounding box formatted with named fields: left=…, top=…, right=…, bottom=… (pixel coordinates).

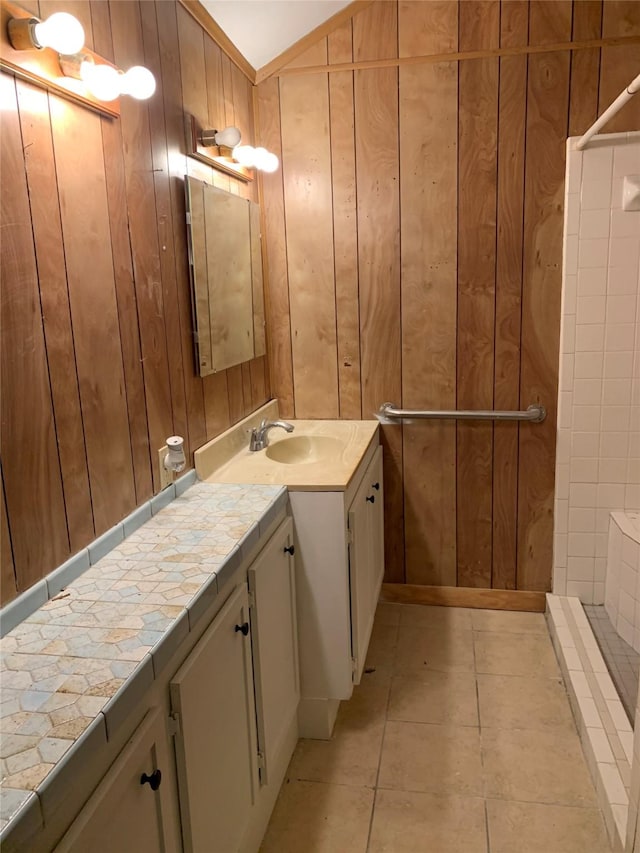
left=622, top=175, right=640, bottom=211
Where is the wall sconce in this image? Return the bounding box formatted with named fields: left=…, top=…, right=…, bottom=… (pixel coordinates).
left=59, top=53, right=156, bottom=102
left=1, top=1, right=154, bottom=117
left=186, top=114, right=279, bottom=182
left=7, top=10, right=84, bottom=54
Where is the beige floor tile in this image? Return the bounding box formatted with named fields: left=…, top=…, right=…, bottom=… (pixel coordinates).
left=482, top=727, right=598, bottom=807
left=375, top=602, right=402, bottom=626
left=378, top=721, right=483, bottom=796
left=394, top=625, right=475, bottom=675
left=474, top=630, right=560, bottom=678
left=477, top=674, right=576, bottom=732
left=388, top=671, right=479, bottom=727
left=399, top=604, right=473, bottom=631
left=288, top=678, right=388, bottom=787
left=486, top=798, right=610, bottom=853
left=471, top=608, right=548, bottom=634
left=259, top=779, right=373, bottom=853
left=368, top=789, right=487, bottom=853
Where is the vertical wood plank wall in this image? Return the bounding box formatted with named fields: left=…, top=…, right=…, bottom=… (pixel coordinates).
left=256, top=0, right=640, bottom=590
left=0, top=0, right=269, bottom=604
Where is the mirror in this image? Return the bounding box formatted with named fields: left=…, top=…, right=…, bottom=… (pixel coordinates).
left=184, top=177, right=266, bottom=376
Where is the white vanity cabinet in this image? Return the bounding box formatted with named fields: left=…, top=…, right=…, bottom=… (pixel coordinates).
left=55, top=709, right=182, bottom=853
left=170, top=518, right=299, bottom=853
left=291, top=443, right=385, bottom=738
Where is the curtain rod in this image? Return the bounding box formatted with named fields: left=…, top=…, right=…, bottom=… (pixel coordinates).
left=577, top=72, right=640, bottom=150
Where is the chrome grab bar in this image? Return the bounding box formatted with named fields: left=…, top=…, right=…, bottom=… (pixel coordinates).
left=378, top=402, right=546, bottom=423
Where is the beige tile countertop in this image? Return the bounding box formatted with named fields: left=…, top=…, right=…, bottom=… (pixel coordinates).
left=0, top=481, right=287, bottom=842
left=195, top=402, right=379, bottom=491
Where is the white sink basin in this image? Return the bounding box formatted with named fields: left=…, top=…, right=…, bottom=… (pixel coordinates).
left=265, top=435, right=345, bottom=464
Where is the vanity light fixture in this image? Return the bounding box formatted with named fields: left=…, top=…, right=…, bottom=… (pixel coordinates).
left=59, top=53, right=156, bottom=102
left=7, top=10, right=84, bottom=54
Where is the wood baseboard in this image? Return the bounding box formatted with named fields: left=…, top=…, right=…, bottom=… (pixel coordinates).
left=380, top=583, right=547, bottom=612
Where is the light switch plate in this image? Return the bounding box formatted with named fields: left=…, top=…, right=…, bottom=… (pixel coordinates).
left=158, top=445, right=173, bottom=490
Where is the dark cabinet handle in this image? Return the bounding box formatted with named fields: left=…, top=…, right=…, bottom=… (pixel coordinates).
left=140, top=769, right=162, bottom=791
left=366, top=495, right=375, bottom=503
left=284, top=545, right=295, bottom=555
left=372, top=482, right=380, bottom=490
left=235, top=622, right=249, bottom=636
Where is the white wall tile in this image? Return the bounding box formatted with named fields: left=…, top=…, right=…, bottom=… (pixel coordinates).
left=603, top=379, right=633, bottom=406
left=582, top=179, right=613, bottom=210
left=571, top=482, right=598, bottom=508
left=579, top=238, right=609, bottom=268
left=573, top=405, right=601, bottom=431
left=607, top=294, right=637, bottom=326
left=578, top=267, right=608, bottom=295
left=572, top=431, right=600, bottom=457
left=575, top=351, right=604, bottom=379
left=604, top=324, right=635, bottom=352
left=611, top=209, right=640, bottom=239
left=600, top=432, right=630, bottom=459
left=609, top=238, right=640, bottom=269
left=608, top=266, right=639, bottom=295
left=604, top=352, right=633, bottom=379
left=576, top=324, right=605, bottom=351
left=577, top=295, right=607, bottom=324
left=569, top=507, right=596, bottom=532
left=613, top=144, right=640, bottom=177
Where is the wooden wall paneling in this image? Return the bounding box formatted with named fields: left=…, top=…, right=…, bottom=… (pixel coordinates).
left=500, top=1, right=529, bottom=49
left=398, top=1, right=458, bottom=57
left=241, top=363, right=253, bottom=415
left=249, top=358, right=267, bottom=410
left=399, top=1, right=458, bottom=586
left=255, top=77, right=295, bottom=417
left=328, top=22, right=362, bottom=420
left=492, top=1, right=529, bottom=590
left=599, top=1, right=640, bottom=132
left=139, top=0, right=190, bottom=457
left=91, top=0, right=153, bottom=503
left=282, top=37, right=329, bottom=70
left=456, top=4, right=500, bottom=588
left=17, top=81, right=95, bottom=552
left=153, top=1, right=207, bottom=456
left=279, top=54, right=340, bottom=419
left=1, top=470, right=17, bottom=603
left=203, top=39, right=231, bottom=194
left=517, top=3, right=570, bottom=590
left=226, top=366, right=245, bottom=424
left=231, top=63, right=257, bottom=202
left=250, top=201, right=267, bottom=360
left=568, top=1, right=602, bottom=136
left=49, top=93, right=137, bottom=534
left=353, top=0, right=404, bottom=582
left=0, top=73, right=70, bottom=588
left=528, top=0, right=573, bottom=45
left=175, top=4, right=222, bottom=446
left=110, top=0, right=174, bottom=491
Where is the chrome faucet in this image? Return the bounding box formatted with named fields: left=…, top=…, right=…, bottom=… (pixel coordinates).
left=249, top=419, right=294, bottom=451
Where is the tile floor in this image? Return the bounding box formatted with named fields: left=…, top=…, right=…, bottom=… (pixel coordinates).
left=261, top=603, right=611, bottom=853
left=584, top=605, right=639, bottom=725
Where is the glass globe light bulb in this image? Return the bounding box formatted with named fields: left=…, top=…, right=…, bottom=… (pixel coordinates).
left=82, top=62, right=122, bottom=102
left=233, top=145, right=256, bottom=167
left=33, top=12, right=85, bottom=54
left=215, top=126, right=241, bottom=147
left=261, top=152, right=279, bottom=173
left=121, top=66, right=156, bottom=100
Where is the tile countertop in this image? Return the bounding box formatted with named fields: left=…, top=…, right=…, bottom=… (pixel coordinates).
left=0, top=481, right=287, bottom=836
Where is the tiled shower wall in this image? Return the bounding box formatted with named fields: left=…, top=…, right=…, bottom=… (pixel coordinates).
left=554, top=132, right=640, bottom=604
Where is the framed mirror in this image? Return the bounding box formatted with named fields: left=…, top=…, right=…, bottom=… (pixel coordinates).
left=185, top=177, right=266, bottom=376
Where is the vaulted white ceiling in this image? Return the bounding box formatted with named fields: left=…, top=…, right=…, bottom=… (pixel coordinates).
left=202, top=1, right=351, bottom=70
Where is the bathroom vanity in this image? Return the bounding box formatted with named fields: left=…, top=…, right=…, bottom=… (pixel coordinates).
left=195, top=402, right=384, bottom=738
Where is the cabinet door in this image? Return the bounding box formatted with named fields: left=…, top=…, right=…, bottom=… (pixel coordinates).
left=348, top=446, right=384, bottom=685
left=367, top=447, right=385, bottom=610
left=55, top=709, right=180, bottom=853
left=248, top=517, right=299, bottom=785
left=170, top=584, right=258, bottom=853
